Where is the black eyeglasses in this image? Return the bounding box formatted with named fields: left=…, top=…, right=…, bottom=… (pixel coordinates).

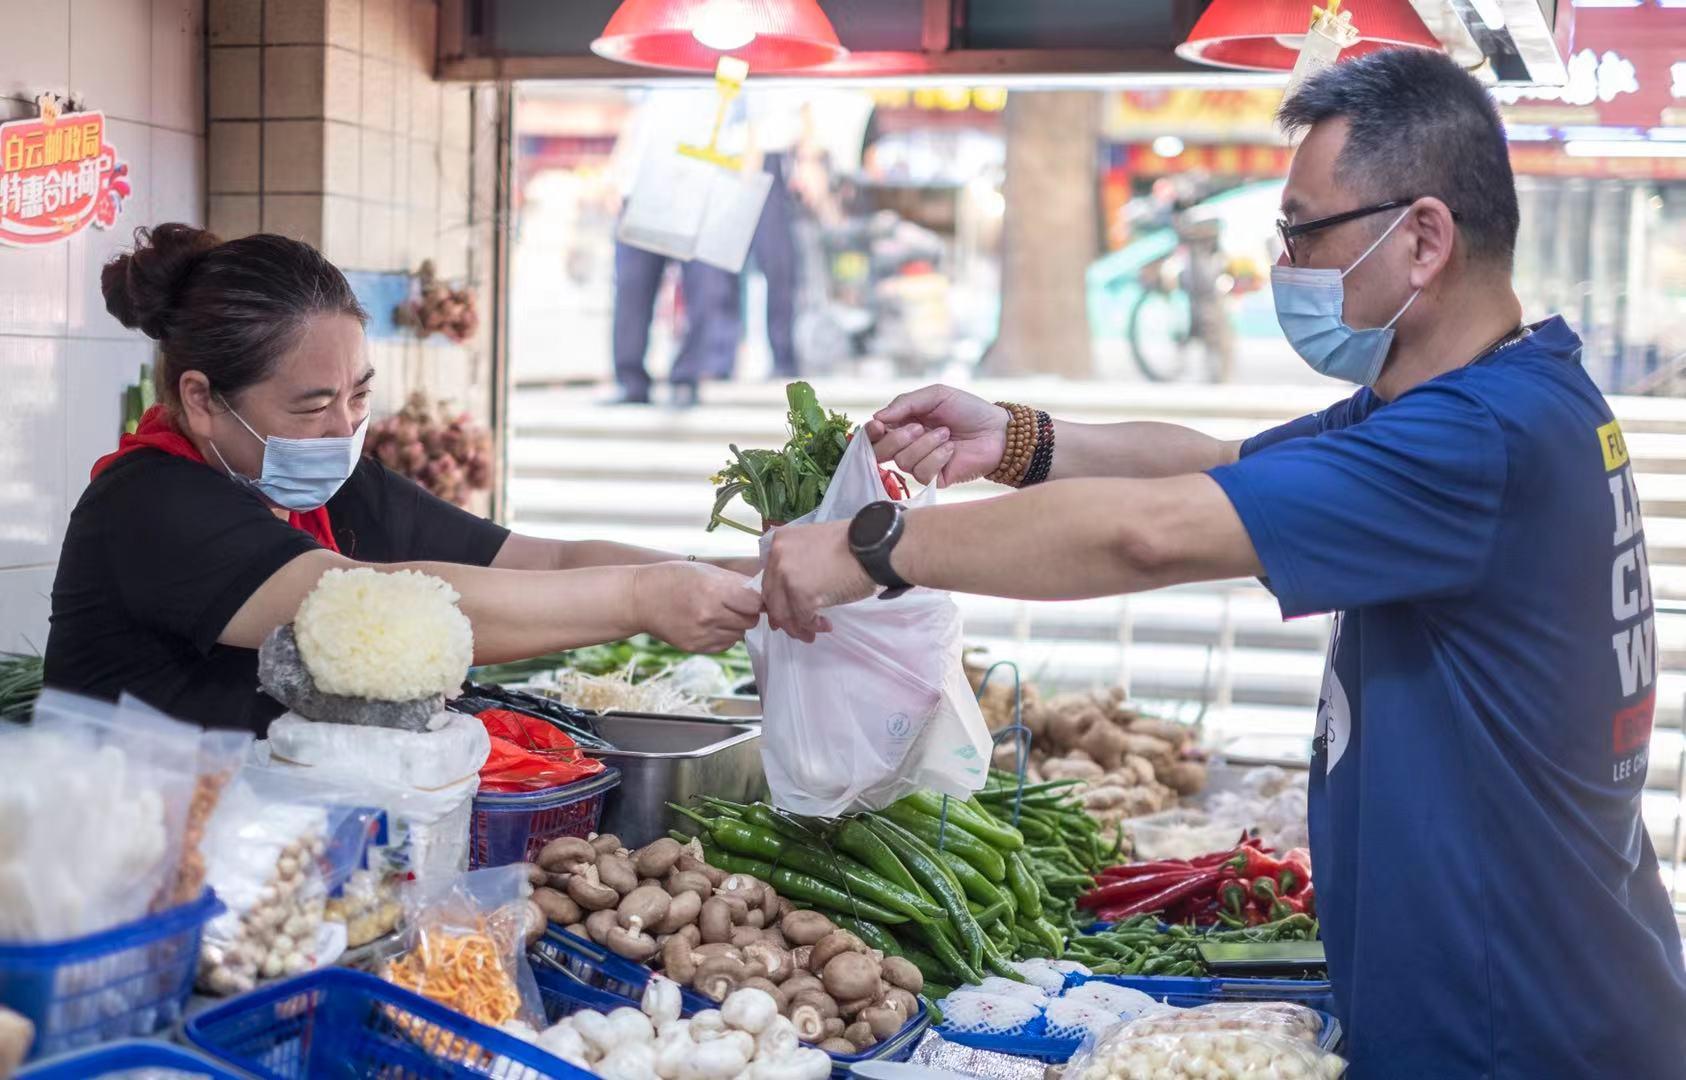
left=1276, top=197, right=1460, bottom=265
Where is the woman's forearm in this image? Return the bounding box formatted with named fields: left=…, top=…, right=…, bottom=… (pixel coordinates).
left=495, top=533, right=758, bottom=576
left=221, top=548, right=645, bottom=659
left=405, top=560, right=645, bottom=662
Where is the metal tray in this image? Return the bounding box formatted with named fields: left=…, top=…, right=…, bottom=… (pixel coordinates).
left=581, top=713, right=766, bottom=848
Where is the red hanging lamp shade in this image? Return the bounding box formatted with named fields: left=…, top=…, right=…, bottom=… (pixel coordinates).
left=592, top=0, right=846, bottom=73
left=1176, top=0, right=1441, bottom=72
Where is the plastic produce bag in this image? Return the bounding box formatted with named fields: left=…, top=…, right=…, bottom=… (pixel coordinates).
left=747, top=431, right=991, bottom=816
left=474, top=708, right=606, bottom=793
left=383, top=865, right=544, bottom=1031
left=266, top=711, right=489, bottom=790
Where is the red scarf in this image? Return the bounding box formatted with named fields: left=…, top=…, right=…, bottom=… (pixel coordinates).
left=91, top=405, right=341, bottom=553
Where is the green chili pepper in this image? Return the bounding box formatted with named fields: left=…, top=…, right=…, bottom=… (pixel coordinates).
left=877, top=802, right=1007, bottom=882
left=916, top=921, right=984, bottom=985
left=834, top=818, right=929, bottom=900
left=669, top=806, right=940, bottom=924
left=698, top=847, right=909, bottom=924
left=935, top=848, right=1009, bottom=911
left=898, top=791, right=1025, bottom=852
left=833, top=915, right=903, bottom=957
left=866, top=817, right=988, bottom=969
left=1005, top=852, right=1043, bottom=921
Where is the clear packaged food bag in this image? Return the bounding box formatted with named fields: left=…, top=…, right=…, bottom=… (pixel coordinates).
left=1065, top=1003, right=1346, bottom=1080
left=747, top=431, right=991, bottom=816
left=0, top=690, right=201, bottom=941
left=195, top=766, right=379, bottom=996
left=383, top=865, right=544, bottom=1031
left=1066, top=1029, right=1346, bottom=1080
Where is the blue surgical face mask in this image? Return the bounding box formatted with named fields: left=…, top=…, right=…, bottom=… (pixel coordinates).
left=1271, top=209, right=1421, bottom=386
left=209, top=398, right=368, bottom=511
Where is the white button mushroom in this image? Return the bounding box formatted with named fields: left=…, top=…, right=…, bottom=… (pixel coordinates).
left=721, top=987, right=779, bottom=1035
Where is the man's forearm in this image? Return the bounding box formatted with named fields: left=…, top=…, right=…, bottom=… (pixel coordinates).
left=1049, top=420, right=1240, bottom=481
left=889, top=475, right=1259, bottom=601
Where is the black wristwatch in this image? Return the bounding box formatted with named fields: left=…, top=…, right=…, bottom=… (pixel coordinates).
left=848, top=500, right=912, bottom=599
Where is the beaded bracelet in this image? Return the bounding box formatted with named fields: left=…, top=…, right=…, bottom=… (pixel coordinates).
left=986, top=402, right=1037, bottom=486
left=1020, top=410, right=1056, bottom=486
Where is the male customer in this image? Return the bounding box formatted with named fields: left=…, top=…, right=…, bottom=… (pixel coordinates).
left=761, top=49, right=1686, bottom=1078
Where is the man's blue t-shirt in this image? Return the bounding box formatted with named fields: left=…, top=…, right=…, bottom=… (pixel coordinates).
left=1208, top=317, right=1686, bottom=1079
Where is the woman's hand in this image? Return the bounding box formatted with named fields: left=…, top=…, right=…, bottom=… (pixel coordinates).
left=632, top=561, right=763, bottom=653
left=865, top=386, right=1009, bottom=487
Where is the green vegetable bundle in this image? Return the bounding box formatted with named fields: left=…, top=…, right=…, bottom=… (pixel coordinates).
left=668, top=783, right=1112, bottom=997
left=0, top=652, right=43, bottom=721
left=470, top=635, right=750, bottom=687
left=707, top=382, right=853, bottom=535
left=1063, top=911, right=1320, bottom=977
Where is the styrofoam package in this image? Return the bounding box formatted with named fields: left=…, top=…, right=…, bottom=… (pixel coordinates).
left=937, top=991, right=1042, bottom=1035
left=265, top=712, right=489, bottom=790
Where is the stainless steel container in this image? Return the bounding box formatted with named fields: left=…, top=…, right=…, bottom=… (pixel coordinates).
left=582, top=713, right=766, bottom=848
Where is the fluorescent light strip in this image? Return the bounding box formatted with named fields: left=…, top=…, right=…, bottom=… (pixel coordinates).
left=1564, top=139, right=1686, bottom=158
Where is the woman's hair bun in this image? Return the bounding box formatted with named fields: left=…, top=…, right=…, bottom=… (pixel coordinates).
left=100, top=223, right=223, bottom=340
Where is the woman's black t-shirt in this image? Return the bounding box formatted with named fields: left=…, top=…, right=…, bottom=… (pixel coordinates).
left=42, top=451, right=509, bottom=733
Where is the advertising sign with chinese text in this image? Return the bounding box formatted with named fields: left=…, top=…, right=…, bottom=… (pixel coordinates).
left=0, top=97, right=131, bottom=248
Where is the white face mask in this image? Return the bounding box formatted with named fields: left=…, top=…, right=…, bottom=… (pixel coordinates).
left=1270, top=209, right=1421, bottom=386
left=209, top=398, right=367, bottom=511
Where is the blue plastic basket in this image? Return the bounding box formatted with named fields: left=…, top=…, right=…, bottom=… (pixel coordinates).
left=0, top=889, right=222, bottom=1062
left=184, top=967, right=594, bottom=1080
left=470, top=768, right=621, bottom=869
left=1077, top=971, right=1335, bottom=1015
left=936, top=983, right=1341, bottom=1064
left=529, top=927, right=715, bottom=1015
left=534, top=964, right=930, bottom=1080
left=18, top=1039, right=254, bottom=1079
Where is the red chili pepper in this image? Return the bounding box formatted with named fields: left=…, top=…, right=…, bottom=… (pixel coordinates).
left=1218, top=878, right=1249, bottom=917
left=1096, top=867, right=1227, bottom=920
left=1227, top=847, right=1288, bottom=881
left=1277, top=849, right=1312, bottom=895
left=1191, top=843, right=1249, bottom=867
left=1098, top=859, right=1196, bottom=880
left=1270, top=895, right=1307, bottom=920
left=1245, top=907, right=1266, bottom=926
left=1299, top=883, right=1316, bottom=917
left=1079, top=868, right=1208, bottom=910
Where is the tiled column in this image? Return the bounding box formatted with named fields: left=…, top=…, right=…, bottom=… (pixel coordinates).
left=205, top=0, right=502, bottom=514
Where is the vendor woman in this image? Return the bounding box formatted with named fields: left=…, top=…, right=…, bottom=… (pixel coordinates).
left=43, top=223, right=763, bottom=733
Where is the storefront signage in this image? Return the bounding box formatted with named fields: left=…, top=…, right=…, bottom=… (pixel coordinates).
left=0, top=94, right=131, bottom=248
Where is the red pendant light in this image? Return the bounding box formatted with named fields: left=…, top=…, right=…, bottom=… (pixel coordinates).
left=1177, top=0, right=1440, bottom=72
left=592, top=0, right=846, bottom=73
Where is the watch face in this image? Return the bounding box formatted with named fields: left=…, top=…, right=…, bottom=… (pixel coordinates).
left=849, top=501, right=895, bottom=550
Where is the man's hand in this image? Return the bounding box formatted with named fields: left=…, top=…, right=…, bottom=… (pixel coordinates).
left=865, top=386, right=1009, bottom=488
left=633, top=561, right=763, bottom=653
left=761, top=520, right=875, bottom=643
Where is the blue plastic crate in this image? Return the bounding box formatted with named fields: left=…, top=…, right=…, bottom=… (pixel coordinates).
left=530, top=927, right=714, bottom=1014
left=937, top=985, right=1340, bottom=1064
left=1075, top=971, right=1335, bottom=1015
left=534, top=964, right=930, bottom=1080
left=184, top=967, right=594, bottom=1080
left=470, top=768, right=621, bottom=869
left=0, top=889, right=222, bottom=1062
left=19, top=1039, right=255, bottom=1079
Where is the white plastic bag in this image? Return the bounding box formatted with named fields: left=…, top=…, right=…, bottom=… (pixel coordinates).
left=747, top=431, right=991, bottom=816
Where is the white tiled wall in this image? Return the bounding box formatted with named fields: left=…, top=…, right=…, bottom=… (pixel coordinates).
left=0, top=0, right=206, bottom=653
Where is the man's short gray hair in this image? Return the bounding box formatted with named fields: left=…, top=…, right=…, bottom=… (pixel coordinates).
left=1278, top=48, right=1520, bottom=266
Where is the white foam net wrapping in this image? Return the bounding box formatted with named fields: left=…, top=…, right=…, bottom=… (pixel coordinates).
left=1044, top=998, right=1127, bottom=1042
left=937, top=991, right=1043, bottom=1035
left=1061, top=981, right=1165, bottom=1020
left=974, top=976, right=1050, bottom=1007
